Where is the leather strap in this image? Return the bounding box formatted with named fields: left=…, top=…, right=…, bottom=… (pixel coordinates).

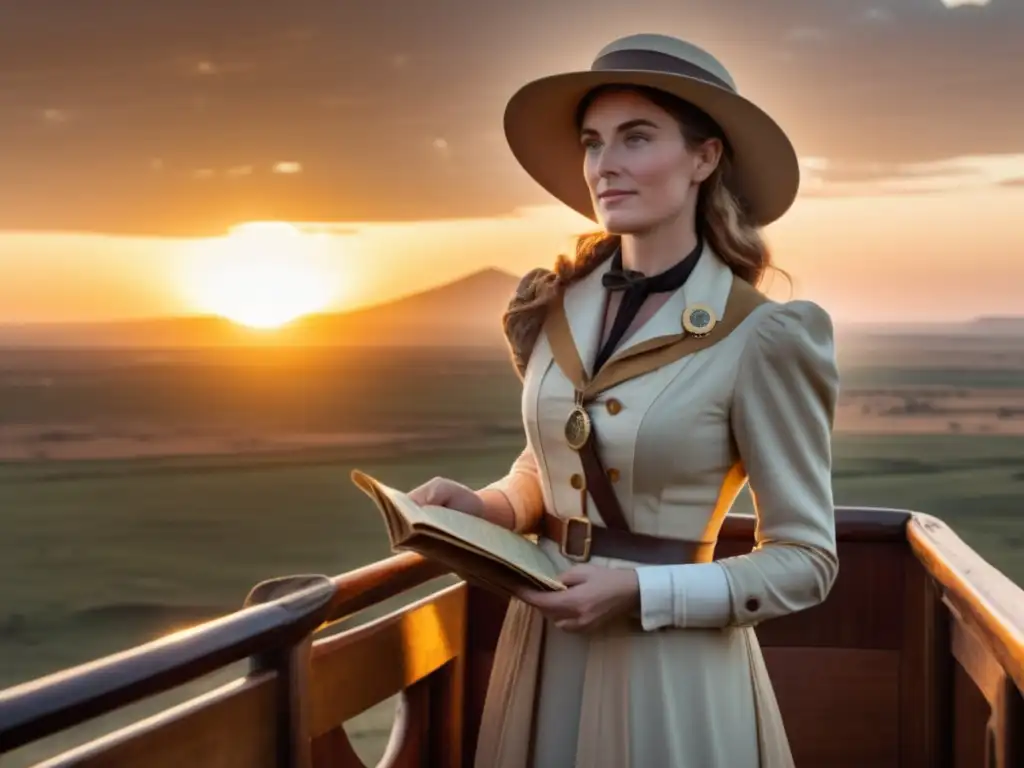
left=541, top=512, right=714, bottom=565
left=577, top=429, right=630, bottom=531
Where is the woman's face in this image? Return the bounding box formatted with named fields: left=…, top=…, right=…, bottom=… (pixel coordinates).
left=579, top=89, right=719, bottom=234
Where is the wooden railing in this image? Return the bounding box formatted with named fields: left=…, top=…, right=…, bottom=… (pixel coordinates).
left=0, top=507, right=1022, bottom=768
left=908, top=515, right=1024, bottom=768
left=0, top=558, right=452, bottom=767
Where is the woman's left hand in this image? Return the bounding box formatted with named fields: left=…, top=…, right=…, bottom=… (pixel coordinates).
left=515, top=564, right=640, bottom=633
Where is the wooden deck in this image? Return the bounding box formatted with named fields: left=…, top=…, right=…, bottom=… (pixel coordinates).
left=1, top=507, right=1021, bottom=767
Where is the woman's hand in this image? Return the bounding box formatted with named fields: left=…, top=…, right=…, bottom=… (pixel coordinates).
left=407, top=476, right=485, bottom=517
left=515, top=564, right=640, bottom=633
left=408, top=476, right=518, bottom=530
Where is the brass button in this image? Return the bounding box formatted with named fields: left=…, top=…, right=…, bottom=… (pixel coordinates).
left=570, top=473, right=584, bottom=490
left=606, top=398, right=622, bottom=415
left=606, top=468, right=620, bottom=483
left=745, top=597, right=760, bottom=612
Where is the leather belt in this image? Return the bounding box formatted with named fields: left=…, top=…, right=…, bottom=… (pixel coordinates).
left=540, top=511, right=713, bottom=565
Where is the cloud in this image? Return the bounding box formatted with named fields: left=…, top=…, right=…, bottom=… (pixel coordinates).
left=800, top=154, right=1024, bottom=197
left=757, top=1, right=1023, bottom=168
left=296, top=224, right=362, bottom=237
left=861, top=7, right=894, bottom=23
left=0, top=0, right=1020, bottom=235
left=40, top=108, right=71, bottom=125
left=785, top=26, right=829, bottom=43
left=271, top=161, right=302, bottom=175
left=431, top=137, right=453, bottom=161
left=183, top=162, right=298, bottom=181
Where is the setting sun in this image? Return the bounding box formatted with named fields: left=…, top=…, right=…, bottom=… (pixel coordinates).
left=185, top=222, right=337, bottom=328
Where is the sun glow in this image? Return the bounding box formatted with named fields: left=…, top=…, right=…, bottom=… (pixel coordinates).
left=186, top=222, right=337, bottom=328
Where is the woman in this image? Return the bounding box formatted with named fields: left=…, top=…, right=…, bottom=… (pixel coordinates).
left=409, top=33, right=839, bottom=768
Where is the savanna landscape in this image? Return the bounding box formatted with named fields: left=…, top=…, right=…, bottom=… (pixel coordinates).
left=1, top=270, right=1023, bottom=765
left=3, top=1, right=1023, bottom=763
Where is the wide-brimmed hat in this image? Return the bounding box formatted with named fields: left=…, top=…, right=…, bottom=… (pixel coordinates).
left=503, top=33, right=800, bottom=226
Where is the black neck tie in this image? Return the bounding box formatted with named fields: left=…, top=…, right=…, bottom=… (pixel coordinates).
left=592, top=236, right=703, bottom=373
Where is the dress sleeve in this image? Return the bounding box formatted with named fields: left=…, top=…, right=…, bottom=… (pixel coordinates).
left=480, top=445, right=546, bottom=533
left=720, top=299, right=840, bottom=624
left=635, top=299, right=840, bottom=629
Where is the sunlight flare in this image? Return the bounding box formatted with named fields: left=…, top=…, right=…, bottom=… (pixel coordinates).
left=185, top=222, right=337, bottom=328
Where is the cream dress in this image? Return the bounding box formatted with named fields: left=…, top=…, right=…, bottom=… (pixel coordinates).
left=473, top=246, right=840, bottom=768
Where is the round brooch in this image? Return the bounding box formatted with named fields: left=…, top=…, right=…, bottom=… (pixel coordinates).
left=682, top=304, right=717, bottom=336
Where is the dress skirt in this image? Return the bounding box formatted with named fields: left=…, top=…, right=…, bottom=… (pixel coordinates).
left=472, top=544, right=796, bottom=768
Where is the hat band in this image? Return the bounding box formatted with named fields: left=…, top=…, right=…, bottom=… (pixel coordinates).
left=591, top=49, right=735, bottom=93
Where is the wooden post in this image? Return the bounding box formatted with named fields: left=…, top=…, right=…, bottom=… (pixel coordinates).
left=245, top=575, right=328, bottom=768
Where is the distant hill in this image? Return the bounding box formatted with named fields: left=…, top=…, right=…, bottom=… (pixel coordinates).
left=971, top=316, right=1024, bottom=335
left=839, top=315, right=1024, bottom=339
left=0, top=268, right=523, bottom=348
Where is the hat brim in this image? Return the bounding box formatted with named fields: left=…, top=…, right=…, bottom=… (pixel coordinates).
left=503, top=69, right=800, bottom=227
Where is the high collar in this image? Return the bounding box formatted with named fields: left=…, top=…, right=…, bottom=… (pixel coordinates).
left=562, top=241, right=734, bottom=377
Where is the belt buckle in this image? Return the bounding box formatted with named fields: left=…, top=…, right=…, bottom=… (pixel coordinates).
left=560, top=516, right=592, bottom=563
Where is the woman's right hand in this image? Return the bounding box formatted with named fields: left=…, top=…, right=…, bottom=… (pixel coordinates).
left=408, top=476, right=486, bottom=518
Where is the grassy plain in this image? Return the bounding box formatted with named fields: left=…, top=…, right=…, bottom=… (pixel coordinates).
left=1, top=335, right=1022, bottom=765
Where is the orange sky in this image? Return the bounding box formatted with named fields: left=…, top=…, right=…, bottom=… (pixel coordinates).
left=2, top=177, right=1022, bottom=326
left=0, top=0, right=1021, bottom=326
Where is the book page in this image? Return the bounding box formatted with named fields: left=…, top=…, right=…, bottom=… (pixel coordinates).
left=351, top=470, right=561, bottom=587
left=358, top=476, right=410, bottom=545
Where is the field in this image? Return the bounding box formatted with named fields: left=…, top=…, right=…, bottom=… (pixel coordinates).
left=1, top=334, right=1023, bottom=765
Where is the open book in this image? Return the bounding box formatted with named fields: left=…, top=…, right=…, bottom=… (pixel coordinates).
left=351, top=470, right=564, bottom=595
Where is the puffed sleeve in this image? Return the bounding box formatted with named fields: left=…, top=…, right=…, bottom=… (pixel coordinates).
left=479, top=446, right=546, bottom=533
left=720, top=299, right=840, bottom=625
left=634, top=300, right=839, bottom=630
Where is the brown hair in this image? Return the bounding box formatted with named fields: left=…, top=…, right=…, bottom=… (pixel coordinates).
left=503, top=84, right=782, bottom=378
